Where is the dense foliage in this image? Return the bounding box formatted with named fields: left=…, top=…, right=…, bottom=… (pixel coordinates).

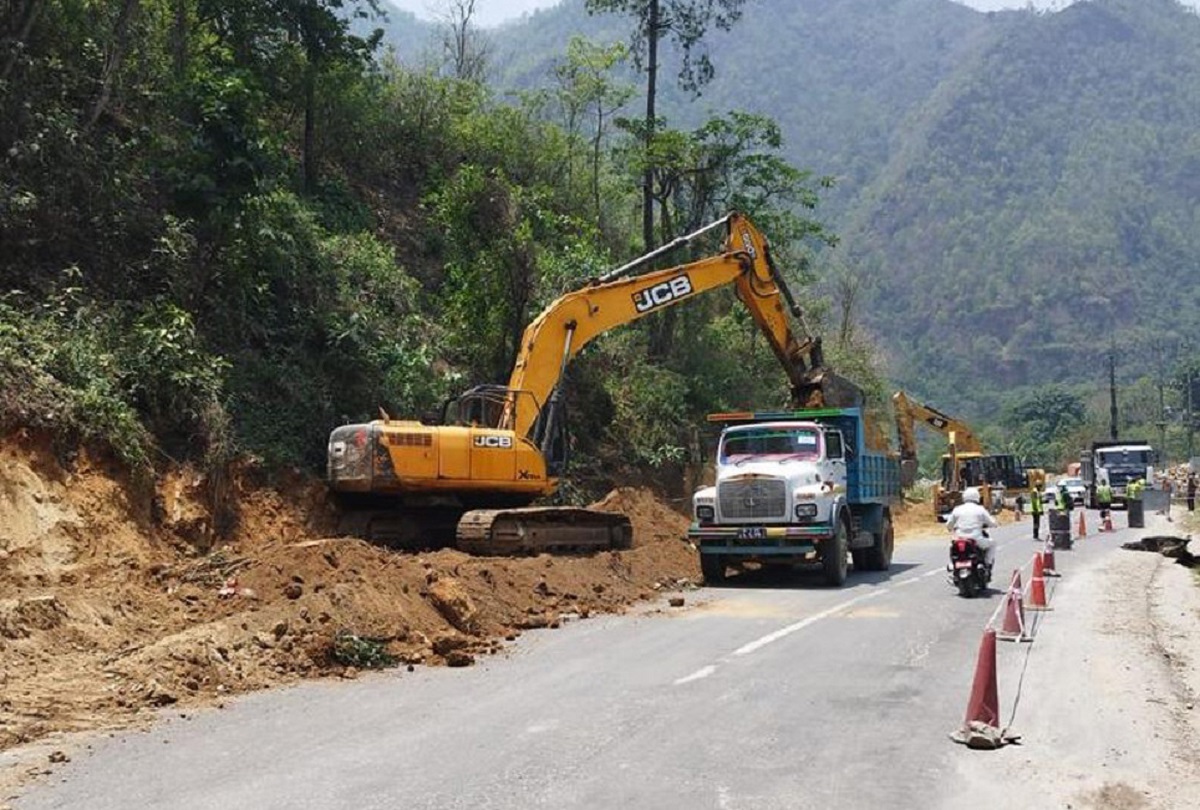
left=485, top=0, right=1200, bottom=466
left=7, top=0, right=1198, bottom=495
left=0, top=0, right=851, bottom=499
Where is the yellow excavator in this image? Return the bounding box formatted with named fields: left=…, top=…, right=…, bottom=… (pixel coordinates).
left=327, top=212, right=862, bottom=554
left=892, top=391, right=994, bottom=519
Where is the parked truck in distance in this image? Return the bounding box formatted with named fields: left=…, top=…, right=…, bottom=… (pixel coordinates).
left=688, top=407, right=902, bottom=587
left=1080, top=440, right=1156, bottom=509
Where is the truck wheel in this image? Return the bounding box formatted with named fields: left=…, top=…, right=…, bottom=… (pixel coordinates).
left=860, top=514, right=894, bottom=572
left=822, top=516, right=849, bottom=587
left=700, top=554, right=727, bottom=585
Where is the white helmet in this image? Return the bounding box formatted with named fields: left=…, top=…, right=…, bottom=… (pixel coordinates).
left=962, top=487, right=981, bottom=504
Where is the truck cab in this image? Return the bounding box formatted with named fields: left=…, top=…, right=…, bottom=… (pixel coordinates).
left=1081, top=441, right=1155, bottom=508
left=689, top=408, right=901, bottom=586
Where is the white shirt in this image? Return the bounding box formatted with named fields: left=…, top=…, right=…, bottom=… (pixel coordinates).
left=946, top=501, right=998, bottom=541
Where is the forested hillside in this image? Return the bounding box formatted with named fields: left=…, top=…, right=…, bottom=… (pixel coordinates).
left=845, top=0, right=1200, bottom=411
left=481, top=0, right=1200, bottom=463
left=4, top=0, right=1199, bottom=490
left=0, top=0, right=843, bottom=496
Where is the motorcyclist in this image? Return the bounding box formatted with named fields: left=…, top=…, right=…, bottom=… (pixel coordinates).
left=946, top=487, right=998, bottom=571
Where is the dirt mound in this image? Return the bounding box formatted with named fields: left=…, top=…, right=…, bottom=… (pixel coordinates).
left=0, top=433, right=698, bottom=754
left=892, top=498, right=1019, bottom=541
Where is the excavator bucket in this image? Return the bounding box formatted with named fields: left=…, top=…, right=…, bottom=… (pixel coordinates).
left=792, top=369, right=865, bottom=410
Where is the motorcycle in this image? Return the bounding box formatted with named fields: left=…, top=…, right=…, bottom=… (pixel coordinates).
left=948, top=534, right=991, bottom=598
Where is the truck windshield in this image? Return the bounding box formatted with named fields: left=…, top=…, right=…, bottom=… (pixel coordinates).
left=720, top=427, right=820, bottom=463
left=1099, top=450, right=1150, bottom=466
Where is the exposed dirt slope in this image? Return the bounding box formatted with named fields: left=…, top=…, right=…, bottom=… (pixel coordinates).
left=0, top=432, right=697, bottom=752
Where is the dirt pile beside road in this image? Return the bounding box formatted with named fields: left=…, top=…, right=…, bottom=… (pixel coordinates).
left=0, top=432, right=698, bottom=753
left=892, top=498, right=1021, bottom=541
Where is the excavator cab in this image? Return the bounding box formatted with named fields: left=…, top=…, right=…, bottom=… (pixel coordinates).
left=439, top=384, right=570, bottom=478
left=440, top=385, right=511, bottom=428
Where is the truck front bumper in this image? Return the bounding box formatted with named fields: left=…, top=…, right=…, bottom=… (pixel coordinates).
left=688, top=523, right=832, bottom=555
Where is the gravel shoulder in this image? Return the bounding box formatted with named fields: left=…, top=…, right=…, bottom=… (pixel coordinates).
left=946, top=515, right=1200, bottom=810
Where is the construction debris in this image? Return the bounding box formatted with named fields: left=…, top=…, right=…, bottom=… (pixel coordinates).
left=0, top=433, right=698, bottom=752
left=1121, top=535, right=1196, bottom=567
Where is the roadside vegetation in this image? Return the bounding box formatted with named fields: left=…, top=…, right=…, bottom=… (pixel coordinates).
left=0, top=0, right=885, bottom=506
left=3, top=1, right=1193, bottom=496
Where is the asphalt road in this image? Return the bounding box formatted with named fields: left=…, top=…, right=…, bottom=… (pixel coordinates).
left=14, top=511, right=1141, bottom=810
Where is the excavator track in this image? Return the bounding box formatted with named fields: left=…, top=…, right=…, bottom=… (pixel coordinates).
left=332, top=493, right=463, bottom=550
left=455, top=507, right=633, bottom=556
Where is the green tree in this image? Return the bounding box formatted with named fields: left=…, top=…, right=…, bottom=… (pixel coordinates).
left=553, top=37, right=632, bottom=222
left=584, top=0, right=747, bottom=250
left=1002, top=385, right=1087, bottom=467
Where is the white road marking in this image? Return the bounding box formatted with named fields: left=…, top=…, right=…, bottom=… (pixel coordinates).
left=673, top=665, right=717, bottom=686
left=733, top=589, right=885, bottom=656
left=674, top=563, right=955, bottom=686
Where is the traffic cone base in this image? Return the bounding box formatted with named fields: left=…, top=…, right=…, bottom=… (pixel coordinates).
left=1026, top=552, right=1052, bottom=611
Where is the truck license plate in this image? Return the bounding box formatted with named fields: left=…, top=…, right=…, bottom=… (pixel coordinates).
left=737, top=527, right=767, bottom=540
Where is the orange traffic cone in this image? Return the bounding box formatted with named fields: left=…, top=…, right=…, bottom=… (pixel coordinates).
left=997, top=570, right=1031, bottom=642
left=1042, top=539, right=1061, bottom=578
left=1102, top=511, right=1114, bottom=532
left=1026, top=552, right=1052, bottom=611
left=950, top=628, right=1020, bottom=748
left=1077, top=510, right=1087, bottom=538
left=963, top=627, right=1000, bottom=726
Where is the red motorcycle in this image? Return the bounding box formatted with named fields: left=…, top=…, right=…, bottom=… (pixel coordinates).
left=948, top=534, right=991, bottom=598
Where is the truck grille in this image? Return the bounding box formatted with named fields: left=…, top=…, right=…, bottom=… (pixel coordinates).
left=1107, top=468, right=1139, bottom=486
left=719, top=478, right=787, bottom=519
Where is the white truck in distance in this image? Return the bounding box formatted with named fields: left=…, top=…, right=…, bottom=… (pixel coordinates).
left=688, top=408, right=901, bottom=586
left=1081, top=440, right=1155, bottom=508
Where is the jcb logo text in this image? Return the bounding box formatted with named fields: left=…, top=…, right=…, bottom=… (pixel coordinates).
left=633, top=275, right=693, bottom=313
left=474, top=435, right=513, bottom=449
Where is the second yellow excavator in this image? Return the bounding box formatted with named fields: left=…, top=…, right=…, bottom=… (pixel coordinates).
left=892, top=391, right=1039, bottom=519
left=327, top=212, right=862, bottom=553
left=892, top=391, right=993, bottom=519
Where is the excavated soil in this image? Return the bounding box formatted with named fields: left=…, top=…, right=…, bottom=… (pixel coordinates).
left=892, top=498, right=1019, bottom=540
left=0, top=428, right=962, bottom=769
left=0, top=431, right=697, bottom=756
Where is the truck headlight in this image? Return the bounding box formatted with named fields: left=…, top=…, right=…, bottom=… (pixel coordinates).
left=794, top=503, right=818, bottom=519
left=697, top=505, right=715, bottom=522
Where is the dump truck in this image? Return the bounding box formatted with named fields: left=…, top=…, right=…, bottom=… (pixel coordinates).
left=1081, top=440, right=1155, bottom=509
left=688, top=407, right=902, bottom=586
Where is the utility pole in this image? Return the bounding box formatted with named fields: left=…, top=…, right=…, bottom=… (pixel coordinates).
left=1108, top=350, right=1118, bottom=441
left=1155, top=340, right=1168, bottom=462
left=1180, top=364, right=1190, bottom=463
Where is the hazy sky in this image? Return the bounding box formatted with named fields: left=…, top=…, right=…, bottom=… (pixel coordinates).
left=386, top=0, right=1199, bottom=29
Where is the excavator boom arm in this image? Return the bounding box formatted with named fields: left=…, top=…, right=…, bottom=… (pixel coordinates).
left=892, top=391, right=984, bottom=457
left=506, top=213, right=858, bottom=438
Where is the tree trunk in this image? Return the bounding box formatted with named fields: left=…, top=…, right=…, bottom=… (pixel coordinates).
left=1, top=0, right=45, bottom=83
left=85, top=0, right=141, bottom=131
left=172, top=0, right=188, bottom=79
left=641, top=0, right=658, bottom=252
left=303, top=61, right=316, bottom=193
left=648, top=179, right=677, bottom=357
left=591, top=106, right=604, bottom=222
